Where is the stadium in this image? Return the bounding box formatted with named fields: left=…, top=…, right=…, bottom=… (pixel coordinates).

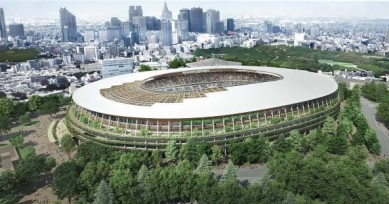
left=66, top=65, right=340, bottom=150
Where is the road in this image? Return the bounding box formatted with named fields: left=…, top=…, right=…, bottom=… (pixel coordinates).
left=360, top=97, right=389, bottom=156
left=213, top=164, right=268, bottom=186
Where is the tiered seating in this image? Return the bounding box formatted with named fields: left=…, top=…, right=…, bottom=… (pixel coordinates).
left=100, top=70, right=280, bottom=106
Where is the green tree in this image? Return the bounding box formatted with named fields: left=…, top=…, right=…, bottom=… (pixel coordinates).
left=326, top=133, right=348, bottom=155
left=22, top=146, right=36, bottom=158
left=221, top=160, right=237, bottom=183
left=60, top=134, right=76, bottom=159
left=165, top=140, right=179, bottom=163
left=137, top=164, right=149, bottom=185
left=196, top=154, right=212, bottom=173
left=139, top=65, right=152, bottom=72
left=28, top=95, right=42, bottom=112
left=19, top=112, right=30, bottom=124
left=377, top=98, right=389, bottom=126
left=151, top=150, right=163, bottom=167
left=283, top=192, right=296, bottom=204
left=0, top=114, right=11, bottom=140
left=211, top=145, right=224, bottom=165
left=0, top=170, right=17, bottom=192
left=0, top=98, right=13, bottom=116
left=0, top=91, right=6, bottom=98
left=272, top=134, right=292, bottom=153
left=228, top=141, right=247, bottom=165
left=109, top=168, right=139, bottom=203
left=364, top=128, right=381, bottom=155
left=9, top=134, right=24, bottom=148
left=322, top=116, right=336, bottom=137
left=179, top=138, right=197, bottom=163
left=94, top=179, right=114, bottom=204
left=53, top=162, right=80, bottom=204
left=41, top=99, right=59, bottom=116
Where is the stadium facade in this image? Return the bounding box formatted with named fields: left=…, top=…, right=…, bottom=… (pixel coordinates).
left=67, top=66, right=339, bottom=150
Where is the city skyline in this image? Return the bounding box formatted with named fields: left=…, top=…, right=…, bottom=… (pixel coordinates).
left=1, top=1, right=389, bottom=19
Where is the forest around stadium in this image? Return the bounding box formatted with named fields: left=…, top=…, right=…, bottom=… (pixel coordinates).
left=0, top=49, right=39, bottom=62
left=2, top=84, right=389, bottom=204
left=194, top=45, right=389, bottom=76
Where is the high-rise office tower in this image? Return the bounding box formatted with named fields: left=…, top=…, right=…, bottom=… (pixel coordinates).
left=206, top=9, right=220, bottom=34
left=146, top=17, right=161, bottom=30
left=122, top=21, right=133, bottom=37
left=178, top=9, right=190, bottom=41
left=9, top=23, right=25, bottom=38
left=202, top=12, right=207, bottom=33
left=0, top=8, right=7, bottom=39
left=60, top=8, right=77, bottom=42
left=84, top=30, right=95, bottom=42
left=216, top=21, right=224, bottom=33
left=264, top=20, right=273, bottom=33
left=133, top=16, right=147, bottom=36
left=128, top=6, right=143, bottom=22
left=227, top=18, right=234, bottom=32
left=111, top=17, right=122, bottom=27
left=160, top=1, right=172, bottom=20
left=385, top=30, right=389, bottom=43
left=189, top=7, right=203, bottom=33
left=160, top=19, right=172, bottom=46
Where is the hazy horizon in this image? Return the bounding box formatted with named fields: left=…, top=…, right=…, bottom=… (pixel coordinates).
left=1, top=0, right=389, bottom=20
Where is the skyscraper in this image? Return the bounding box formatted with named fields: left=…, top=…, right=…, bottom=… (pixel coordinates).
left=133, top=16, right=147, bottom=36
left=128, top=6, right=143, bottom=22
left=122, top=21, right=133, bottom=37
left=0, top=8, right=7, bottom=39
left=9, top=24, right=25, bottom=38
left=60, top=8, right=77, bottom=42
left=161, top=1, right=172, bottom=20
left=385, top=30, right=389, bottom=43
left=206, top=9, right=220, bottom=34
left=160, top=19, right=172, bottom=46
left=227, top=18, right=234, bottom=32
left=146, top=17, right=161, bottom=30
left=111, top=17, right=122, bottom=27
left=189, top=7, right=203, bottom=33
left=178, top=9, right=190, bottom=41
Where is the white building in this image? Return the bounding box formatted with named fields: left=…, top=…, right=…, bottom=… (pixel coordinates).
left=101, top=58, right=134, bottom=78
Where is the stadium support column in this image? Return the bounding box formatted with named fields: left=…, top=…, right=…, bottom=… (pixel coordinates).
left=146, top=120, right=149, bottom=130
left=212, top=119, right=215, bottom=135
left=100, top=115, right=104, bottom=129
left=125, top=118, right=129, bottom=135
left=297, top=106, right=300, bottom=118
left=223, top=118, right=225, bottom=133
left=190, top=120, right=193, bottom=137
left=116, top=117, right=119, bottom=128
left=248, top=115, right=252, bottom=129
left=179, top=120, right=182, bottom=137
left=135, top=119, right=138, bottom=136
left=232, top=117, right=235, bottom=131
left=302, top=105, right=305, bottom=115
left=108, top=116, right=111, bottom=132
left=256, top=113, right=260, bottom=127
left=307, top=103, right=310, bottom=113
left=157, top=120, right=159, bottom=136
left=326, top=98, right=329, bottom=107
left=285, top=108, right=288, bottom=118
left=240, top=117, right=243, bottom=130
left=168, top=120, right=170, bottom=137
left=264, top=113, right=267, bottom=124
left=201, top=119, right=204, bottom=136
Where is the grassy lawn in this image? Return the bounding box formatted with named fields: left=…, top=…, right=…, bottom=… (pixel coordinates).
left=0, top=49, right=38, bottom=62
left=0, top=143, right=11, bottom=149
left=15, top=120, right=40, bottom=130
left=318, top=59, right=357, bottom=68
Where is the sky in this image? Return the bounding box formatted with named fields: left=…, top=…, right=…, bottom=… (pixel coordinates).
left=1, top=0, right=389, bottom=19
